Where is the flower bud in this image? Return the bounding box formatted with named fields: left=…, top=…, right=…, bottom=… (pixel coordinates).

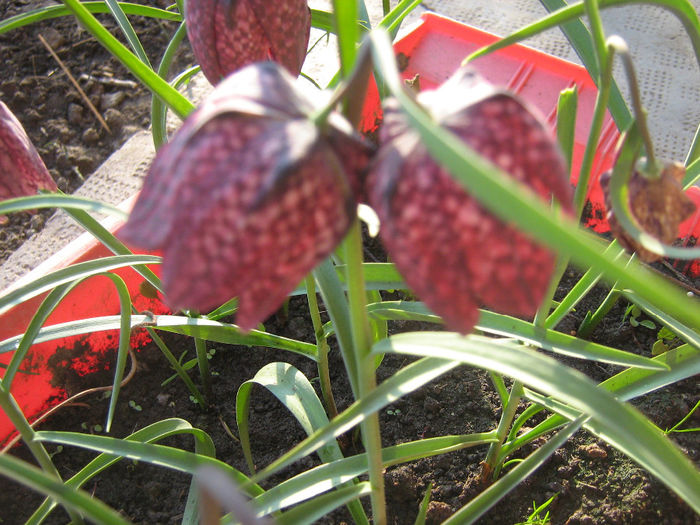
left=600, top=161, right=696, bottom=263
left=368, top=68, right=572, bottom=334
left=186, top=0, right=311, bottom=85
left=120, top=63, right=372, bottom=330
left=0, top=101, right=57, bottom=219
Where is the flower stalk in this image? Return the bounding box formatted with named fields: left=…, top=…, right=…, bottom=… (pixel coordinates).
left=343, top=219, right=387, bottom=525
left=305, top=274, right=338, bottom=419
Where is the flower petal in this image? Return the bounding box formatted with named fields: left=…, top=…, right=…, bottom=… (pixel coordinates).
left=369, top=72, right=571, bottom=334
left=0, top=100, right=57, bottom=202
left=161, top=124, right=354, bottom=329
left=186, top=0, right=310, bottom=85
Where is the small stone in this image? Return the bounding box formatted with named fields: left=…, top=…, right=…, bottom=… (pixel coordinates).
left=426, top=501, right=453, bottom=525
left=423, top=396, right=440, bottom=414
left=156, top=393, right=170, bottom=406
left=67, top=103, right=84, bottom=125
left=565, top=512, right=595, bottom=525
left=579, top=442, right=608, bottom=459
left=101, top=91, right=126, bottom=110
left=104, top=108, right=124, bottom=133
left=82, top=127, right=100, bottom=145
left=41, top=27, right=66, bottom=49
left=29, top=214, right=45, bottom=231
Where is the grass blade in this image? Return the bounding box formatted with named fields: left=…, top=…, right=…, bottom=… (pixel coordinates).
left=0, top=1, right=180, bottom=35
left=152, top=315, right=318, bottom=361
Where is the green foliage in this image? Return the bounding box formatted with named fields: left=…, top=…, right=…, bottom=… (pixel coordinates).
left=0, top=0, right=698, bottom=523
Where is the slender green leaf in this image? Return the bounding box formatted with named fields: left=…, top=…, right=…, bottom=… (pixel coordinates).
left=624, top=291, right=700, bottom=349
left=333, top=0, right=360, bottom=76
left=276, top=483, right=371, bottom=525
left=64, top=206, right=162, bottom=293
left=153, top=315, right=318, bottom=360
left=682, top=155, right=700, bottom=187
left=539, top=0, right=632, bottom=128
left=35, top=430, right=260, bottom=495
left=414, top=482, right=433, bottom=525
left=236, top=362, right=341, bottom=474
left=104, top=0, right=151, bottom=67
left=556, top=86, right=578, bottom=171
left=467, top=1, right=700, bottom=74
left=0, top=194, right=128, bottom=220
left=313, top=259, right=360, bottom=396
left=28, top=418, right=218, bottom=523
left=0, top=315, right=151, bottom=355
left=101, top=274, right=132, bottom=433
left=3, top=283, right=76, bottom=386
left=502, top=343, right=700, bottom=460
left=546, top=242, right=626, bottom=328
left=0, top=2, right=180, bottom=35
left=151, top=21, right=189, bottom=148
left=365, top=301, right=666, bottom=370
left=599, top=343, right=700, bottom=400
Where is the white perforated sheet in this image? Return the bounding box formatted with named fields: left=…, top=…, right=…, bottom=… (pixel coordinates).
left=419, top=0, right=700, bottom=164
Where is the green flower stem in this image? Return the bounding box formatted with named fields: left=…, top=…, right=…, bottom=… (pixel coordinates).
left=608, top=37, right=660, bottom=175
left=305, top=275, right=339, bottom=419
left=0, top=382, right=84, bottom=524
left=343, top=220, right=386, bottom=525
left=311, top=42, right=373, bottom=129
left=482, top=380, right=524, bottom=480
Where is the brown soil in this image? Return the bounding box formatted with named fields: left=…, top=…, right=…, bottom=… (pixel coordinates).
left=1, top=2, right=699, bottom=524
left=0, top=0, right=193, bottom=263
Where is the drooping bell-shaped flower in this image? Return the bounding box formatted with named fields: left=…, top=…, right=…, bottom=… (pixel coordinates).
left=0, top=101, right=57, bottom=219
left=120, top=63, right=372, bottom=331
left=368, top=68, right=573, bottom=334
left=185, top=0, right=311, bottom=85
left=600, top=161, right=696, bottom=263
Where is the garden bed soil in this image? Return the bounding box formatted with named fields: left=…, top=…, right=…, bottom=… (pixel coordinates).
left=2, top=268, right=699, bottom=525
left=1, top=2, right=699, bottom=524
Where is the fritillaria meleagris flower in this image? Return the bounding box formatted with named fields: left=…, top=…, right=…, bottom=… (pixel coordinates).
left=368, top=68, right=573, bottom=334
left=600, top=161, right=696, bottom=263
left=120, top=63, right=372, bottom=331
left=0, top=100, right=57, bottom=221
left=185, top=0, right=311, bottom=85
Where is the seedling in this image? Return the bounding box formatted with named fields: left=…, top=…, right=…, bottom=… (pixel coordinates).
left=623, top=304, right=656, bottom=330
